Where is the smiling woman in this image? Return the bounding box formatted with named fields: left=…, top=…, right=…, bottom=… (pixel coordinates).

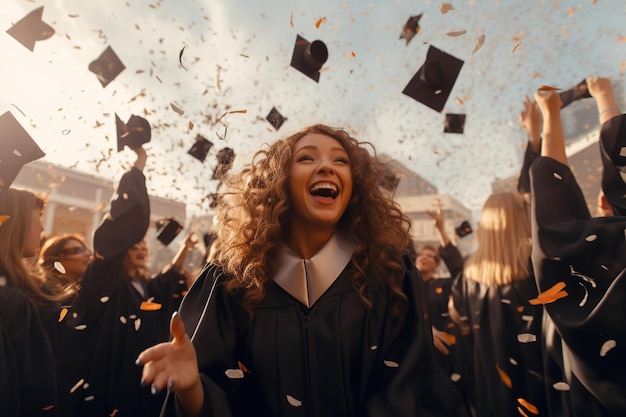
left=136, top=123, right=469, bottom=417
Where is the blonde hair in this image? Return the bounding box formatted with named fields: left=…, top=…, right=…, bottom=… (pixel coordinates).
left=215, top=124, right=412, bottom=314
left=464, top=192, right=532, bottom=285
left=0, top=188, right=63, bottom=307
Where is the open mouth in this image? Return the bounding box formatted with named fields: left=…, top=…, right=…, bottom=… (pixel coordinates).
left=310, top=182, right=339, bottom=199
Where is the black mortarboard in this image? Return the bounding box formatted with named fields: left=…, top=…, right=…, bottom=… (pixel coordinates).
left=6, top=7, right=54, bottom=52
left=290, top=34, right=328, bottom=83
left=188, top=134, right=213, bottom=162
left=115, top=113, right=151, bottom=152
left=444, top=113, right=466, bottom=134
left=402, top=45, right=464, bottom=113
left=559, top=79, right=592, bottom=109
left=266, top=107, right=287, bottom=130
left=380, top=167, right=400, bottom=192
left=599, top=114, right=626, bottom=216
left=399, top=14, right=423, bottom=45
left=89, top=46, right=126, bottom=88
left=0, top=111, right=45, bottom=195
left=156, top=218, right=183, bottom=246
left=212, top=148, right=236, bottom=179
left=455, top=220, right=473, bottom=238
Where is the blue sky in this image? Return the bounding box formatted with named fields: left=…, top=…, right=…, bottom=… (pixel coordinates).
left=1, top=0, right=625, bottom=216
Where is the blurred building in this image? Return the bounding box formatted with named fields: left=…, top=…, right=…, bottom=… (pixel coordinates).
left=492, top=127, right=602, bottom=216
left=13, top=159, right=186, bottom=273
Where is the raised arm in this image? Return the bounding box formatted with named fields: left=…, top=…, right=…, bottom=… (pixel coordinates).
left=587, top=76, right=620, bottom=125
left=535, top=90, right=567, bottom=165
left=517, top=94, right=542, bottom=195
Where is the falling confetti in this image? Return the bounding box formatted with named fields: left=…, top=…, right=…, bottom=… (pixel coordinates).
left=517, top=398, right=539, bottom=415
left=511, top=42, right=522, bottom=53
left=314, top=17, right=326, bottom=29
left=140, top=300, right=163, bottom=311
left=0, top=215, right=10, bottom=226
left=599, top=339, right=616, bottom=356
left=529, top=281, right=568, bottom=305
left=441, top=2, right=455, bottom=14
left=496, top=364, right=512, bottom=388
left=170, top=102, right=185, bottom=115
left=472, top=34, right=485, bottom=54
left=178, top=46, right=188, bottom=70
left=54, top=261, right=66, bottom=274
left=287, top=395, right=302, bottom=407
left=58, top=308, right=68, bottom=322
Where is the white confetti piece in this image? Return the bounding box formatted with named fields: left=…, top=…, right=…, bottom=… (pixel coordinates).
left=450, top=373, right=461, bottom=382
left=501, top=299, right=511, bottom=304
left=553, top=381, right=570, bottom=391
left=70, top=379, right=85, bottom=393
left=517, top=333, right=537, bottom=343
left=74, top=324, right=87, bottom=331
left=100, top=296, right=109, bottom=303
left=601, top=264, right=608, bottom=270
left=370, top=345, right=378, bottom=350
left=84, top=396, right=94, bottom=402
left=600, top=340, right=616, bottom=357
left=129, top=314, right=137, bottom=319
left=578, top=282, right=588, bottom=307
left=286, top=395, right=302, bottom=407
left=83, top=383, right=89, bottom=389
left=120, top=316, right=127, bottom=324
left=509, top=358, right=518, bottom=365
left=521, top=315, right=534, bottom=322
left=134, top=318, right=141, bottom=331
left=553, top=172, right=563, bottom=180
left=384, top=360, right=399, bottom=368
left=54, top=261, right=66, bottom=274
left=620, top=147, right=626, bottom=157
left=225, top=369, right=244, bottom=379
left=585, top=234, right=597, bottom=242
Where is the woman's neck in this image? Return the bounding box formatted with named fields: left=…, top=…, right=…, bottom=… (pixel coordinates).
left=286, top=222, right=336, bottom=259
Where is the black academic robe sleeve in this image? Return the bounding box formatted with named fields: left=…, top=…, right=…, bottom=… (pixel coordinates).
left=530, top=156, right=626, bottom=416
left=162, top=262, right=469, bottom=417
left=439, top=242, right=465, bottom=279
left=0, top=286, right=60, bottom=417
left=517, top=140, right=540, bottom=195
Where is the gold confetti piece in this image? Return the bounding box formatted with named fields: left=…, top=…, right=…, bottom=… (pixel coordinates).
left=179, top=46, right=188, bottom=70
left=170, top=102, right=185, bottom=115
left=155, top=75, right=162, bottom=83
left=238, top=360, right=250, bottom=373
left=289, top=12, right=294, bottom=27
left=140, top=301, right=162, bottom=311
left=70, top=378, right=85, bottom=393
left=517, top=398, right=539, bottom=414
left=110, top=409, right=119, bottom=417
left=314, top=17, right=326, bottom=29
left=472, top=34, right=485, bottom=54
left=446, top=30, right=466, bottom=37
left=552, top=381, right=570, bottom=391
left=351, top=50, right=356, bottom=57
left=58, top=308, right=68, bottom=322
left=435, top=287, right=443, bottom=294
left=441, top=332, right=457, bottom=345
left=532, top=72, right=541, bottom=78
left=512, top=42, right=522, bottom=53
left=600, top=339, right=616, bottom=356
left=287, top=395, right=302, bottom=407
left=54, top=261, right=66, bottom=274
left=383, top=360, right=399, bottom=368
left=537, top=85, right=560, bottom=91
left=561, top=26, right=568, bottom=39
left=441, top=2, right=455, bottom=14
left=455, top=97, right=464, bottom=105
left=225, top=368, right=244, bottom=379
left=529, top=281, right=568, bottom=305
left=620, top=60, right=625, bottom=75
left=496, top=364, right=512, bottom=388
left=0, top=215, right=10, bottom=226
left=42, top=405, right=55, bottom=411
left=620, top=37, right=626, bottom=43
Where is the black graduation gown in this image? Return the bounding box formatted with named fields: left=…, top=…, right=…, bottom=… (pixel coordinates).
left=163, top=259, right=469, bottom=417
left=450, top=267, right=546, bottom=417
left=61, top=167, right=188, bottom=417
left=530, top=151, right=626, bottom=415
left=0, top=285, right=60, bottom=416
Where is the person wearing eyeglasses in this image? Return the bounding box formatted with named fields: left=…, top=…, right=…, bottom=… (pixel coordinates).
left=39, top=233, right=93, bottom=304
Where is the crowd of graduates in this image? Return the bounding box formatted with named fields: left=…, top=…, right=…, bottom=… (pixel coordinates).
left=1, top=76, right=625, bottom=417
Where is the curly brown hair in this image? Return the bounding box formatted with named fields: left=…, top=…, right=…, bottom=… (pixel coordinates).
left=215, top=124, right=412, bottom=314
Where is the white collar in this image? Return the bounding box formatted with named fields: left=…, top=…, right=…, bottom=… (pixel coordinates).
left=273, top=229, right=355, bottom=307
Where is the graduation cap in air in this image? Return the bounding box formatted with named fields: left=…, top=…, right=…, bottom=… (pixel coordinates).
left=399, top=14, right=423, bottom=45
left=156, top=218, right=183, bottom=246
left=115, top=113, right=151, bottom=152
left=444, top=113, right=466, bottom=134
left=188, top=134, right=213, bottom=162
left=402, top=45, right=464, bottom=113
left=6, top=6, right=54, bottom=52
left=89, top=46, right=126, bottom=88
left=0, top=111, right=45, bottom=195
left=455, top=220, right=473, bottom=238
left=290, top=34, right=328, bottom=82
left=559, top=79, right=592, bottom=109
left=212, top=148, right=236, bottom=179
left=380, top=166, right=400, bottom=192
left=266, top=107, right=287, bottom=130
